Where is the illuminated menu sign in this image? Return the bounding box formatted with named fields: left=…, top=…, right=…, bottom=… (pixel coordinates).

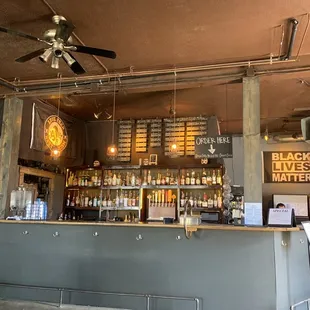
left=263, top=152, right=310, bottom=183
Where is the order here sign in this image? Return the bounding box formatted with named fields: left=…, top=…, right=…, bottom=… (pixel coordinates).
left=263, top=151, right=310, bottom=183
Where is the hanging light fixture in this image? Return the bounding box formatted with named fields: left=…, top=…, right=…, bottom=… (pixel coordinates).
left=107, top=78, right=118, bottom=158
left=264, top=126, right=269, bottom=142
left=169, top=71, right=179, bottom=156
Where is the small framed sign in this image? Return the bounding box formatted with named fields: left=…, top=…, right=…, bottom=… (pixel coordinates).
left=268, top=208, right=296, bottom=227
left=149, top=154, right=158, bottom=165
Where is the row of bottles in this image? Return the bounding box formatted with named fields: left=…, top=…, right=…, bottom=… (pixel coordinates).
left=180, top=169, right=222, bottom=186
left=67, top=170, right=102, bottom=187
left=180, top=191, right=222, bottom=209
left=103, top=171, right=141, bottom=187
left=142, top=169, right=178, bottom=186
left=66, top=190, right=140, bottom=209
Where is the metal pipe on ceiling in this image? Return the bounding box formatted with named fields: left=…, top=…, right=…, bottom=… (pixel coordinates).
left=283, top=18, right=299, bottom=60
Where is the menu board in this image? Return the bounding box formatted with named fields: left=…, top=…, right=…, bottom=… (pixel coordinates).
left=164, top=118, right=185, bottom=156
left=136, top=120, right=148, bottom=152
left=117, top=120, right=133, bottom=162
left=150, top=119, right=162, bottom=148
left=186, top=118, right=208, bottom=156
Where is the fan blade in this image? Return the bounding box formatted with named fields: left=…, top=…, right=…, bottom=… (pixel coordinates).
left=63, top=52, right=86, bottom=75
left=70, top=45, right=116, bottom=59
left=55, top=19, right=75, bottom=42
left=0, top=26, right=44, bottom=42
left=15, top=48, right=46, bottom=63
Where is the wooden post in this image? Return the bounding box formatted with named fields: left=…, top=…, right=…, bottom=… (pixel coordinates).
left=0, top=97, right=23, bottom=218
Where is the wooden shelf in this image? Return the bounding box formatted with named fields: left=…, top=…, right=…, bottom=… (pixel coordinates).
left=101, top=207, right=139, bottom=211
left=179, top=185, right=222, bottom=190
left=141, top=185, right=179, bottom=189
left=66, top=186, right=101, bottom=190
left=65, top=206, right=100, bottom=211
left=101, top=186, right=140, bottom=190
left=179, top=207, right=222, bottom=212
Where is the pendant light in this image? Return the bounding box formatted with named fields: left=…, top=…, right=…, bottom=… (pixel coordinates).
left=107, top=78, right=118, bottom=158
left=169, top=71, right=178, bottom=156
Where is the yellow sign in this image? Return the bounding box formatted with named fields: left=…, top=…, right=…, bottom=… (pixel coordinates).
left=44, top=115, right=68, bottom=153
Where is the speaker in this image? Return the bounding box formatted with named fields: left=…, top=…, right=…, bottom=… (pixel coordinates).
left=301, top=117, right=310, bottom=143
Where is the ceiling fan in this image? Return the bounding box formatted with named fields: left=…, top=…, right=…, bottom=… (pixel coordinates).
left=0, top=15, right=117, bottom=74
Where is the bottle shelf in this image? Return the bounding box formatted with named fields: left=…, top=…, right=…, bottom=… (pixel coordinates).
left=101, top=186, right=140, bottom=190
left=65, top=206, right=100, bottom=211
left=101, top=207, right=139, bottom=211
left=66, top=186, right=101, bottom=190
left=179, top=185, right=222, bottom=190
left=179, top=207, right=222, bottom=212
left=141, top=185, right=179, bottom=189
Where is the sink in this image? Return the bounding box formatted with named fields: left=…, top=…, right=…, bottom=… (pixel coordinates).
left=179, top=215, right=201, bottom=226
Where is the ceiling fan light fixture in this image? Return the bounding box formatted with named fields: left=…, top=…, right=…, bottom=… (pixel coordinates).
left=39, top=48, right=52, bottom=63
left=63, top=51, right=75, bottom=67
left=51, top=56, right=60, bottom=69
left=94, top=111, right=102, bottom=119
left=105, top=110, right=112, bottom=119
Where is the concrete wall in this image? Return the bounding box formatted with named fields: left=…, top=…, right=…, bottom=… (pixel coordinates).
left=0, top=223, right=279, bottom=310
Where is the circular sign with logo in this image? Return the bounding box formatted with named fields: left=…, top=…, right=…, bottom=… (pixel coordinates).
left=44, top=115, right=68, bottom=153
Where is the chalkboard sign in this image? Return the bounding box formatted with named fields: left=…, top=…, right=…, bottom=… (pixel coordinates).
left=195, top=135, right=233, bottom=159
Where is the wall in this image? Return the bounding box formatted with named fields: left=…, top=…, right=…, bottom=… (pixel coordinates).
left=0, top=223, right=277, bottom=310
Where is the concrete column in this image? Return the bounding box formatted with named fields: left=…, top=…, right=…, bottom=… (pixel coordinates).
left=243, top=76, right=262, bottom=203
left=0, top=97, right=23, bottom=218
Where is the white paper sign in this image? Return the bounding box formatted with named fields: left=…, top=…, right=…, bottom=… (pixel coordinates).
left=244, top=203, right=263, bottom=226
left=268, top=208, right=292, bottom=226
left=301, top=221, right=310, bottom=243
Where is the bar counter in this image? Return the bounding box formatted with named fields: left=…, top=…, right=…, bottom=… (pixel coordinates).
left=0, top=220, right=300, bottom=232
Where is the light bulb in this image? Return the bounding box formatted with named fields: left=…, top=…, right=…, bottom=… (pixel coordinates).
left=51, top=148, right=60, bottom=158
left=107, top=144, right=118, bottom=157
left=171, top=143, right=177, bottom=150
left=264, top=134, right=269, bottom=142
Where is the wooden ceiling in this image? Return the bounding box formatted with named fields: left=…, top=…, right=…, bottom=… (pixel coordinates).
left=1, top=0, right=310, bottom=134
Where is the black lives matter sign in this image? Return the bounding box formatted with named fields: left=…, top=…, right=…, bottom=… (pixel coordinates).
left=263, top=152, right=310, bottom=183
left=195, top=135, right=233, bottom=159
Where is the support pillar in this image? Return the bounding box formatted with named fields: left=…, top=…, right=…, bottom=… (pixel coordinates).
left=243, top=76, right=262, bottom=203
left=0, top=97, right=23, bottom=218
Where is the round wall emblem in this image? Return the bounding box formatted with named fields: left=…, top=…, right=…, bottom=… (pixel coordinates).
left=44, top=115, right=68, bottom=153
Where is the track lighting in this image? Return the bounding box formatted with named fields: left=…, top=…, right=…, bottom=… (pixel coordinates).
left=51, top=56, right=60, bottom=69
left=39, top=48, right=53, bottom=63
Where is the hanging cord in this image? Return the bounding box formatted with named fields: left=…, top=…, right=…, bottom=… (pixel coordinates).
left=112, top=78, right=116, bottom=144
left=173, top=70, right=177, bottom=143
left=57, top=73, right=62, bottom=117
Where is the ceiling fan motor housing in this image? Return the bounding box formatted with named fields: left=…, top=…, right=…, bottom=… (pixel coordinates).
left=53, top=41, right=64, bottom=58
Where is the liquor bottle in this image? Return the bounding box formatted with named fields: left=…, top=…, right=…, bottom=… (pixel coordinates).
left=165, top=169, right=170, bottom=185
left=170, top=173, right=174, bottom=185
left=103, top=172, right=108, bottom=186
left=126, top=172, right=130, bottom=186
left=73, top=174, right=78, bottom=186
left=193, top=195, right=198, bottom=208
left=88, top=173, right=93, bottom=187
left=198, top=195, right=202, bottom=207
left=131, top=173, right=136, bottom=186
left=70, top=193, right=75, bottom=207
left=181, top=174, right=185, bottom=185
left=202, top=192, right=208, bottom=207
left=124, top=191, right=128, bottom=207
left=80, top=192, right=84, bottom=207
left=78, top=173, right=82, bottom=186
left=216, top=170, right=222, bottom=185
left=116, top=173, right=121, bottom=186
left=151, top=176, right=156, bottom=186
left=102, top=194, right=107, bottom=207
left=185, top=172, right=190, bottom=185
left=212, top=170, right=217, bottom=185
left=108, top=172, right=113, bottom=186
left=206, top=170, right=212, bottom=186
left=161, top=173, right=166, bottom=185
left=132, top=193, right=136, bottom=206
left=128, top=191, right=132, bottom=207
left=93, top=171, right=98, bottom=186
left=107, top=195, right=112, bottom=207
left=120, top=189, right=124, bottom=207
left=93, top=195, right=98, bottom=207
left=84, top=191, right=89, bottom=207
left=84, top=172, right=88, bottom=187
left=208, top=195, right=213, bottom=208
left=66, top=193, right=71, bottom=207
left=180, top=191, right=185, bottom=207
left=113, top=191, right=118, bottom=207
left=147, top=170, right=152, bottom=185
left=217, top=191, right=222, bottom=208
left=97, top=173, right=102, bottom=187
left=189, top=192, right=194, bottom=207
left=110, top=173, right=116, bottom=186
left=202, top=168, right=207, bottom=185
left=81, top=173, right=85, bottom=186
left=213, top=193, right=218, bottom=208
left=156, top=173, right=161, bottom=185
left=196, top=173, right=201, bottom=185
left=190, top=170, right=196, bottom=185
left=88, top=194, right=93, bottom=207
left=75, top=193, right=80, bottom=207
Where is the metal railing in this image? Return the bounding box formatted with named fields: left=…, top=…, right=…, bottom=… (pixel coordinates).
left=291, top=298, right=310, bottom=310
left=0, top=282, right=200, bottom=310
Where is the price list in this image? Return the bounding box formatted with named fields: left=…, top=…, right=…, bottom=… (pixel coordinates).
left=117, top=120, right=133, bottom=162
left=150, top=119, right=162, bottom=148
left=185, top=117, right=208, bottom=156
left=164, top=118, right=185, bottom=156
left=136, top=120, right=148, bottom=153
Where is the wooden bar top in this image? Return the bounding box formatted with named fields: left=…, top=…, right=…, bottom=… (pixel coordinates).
left=0, top=220, right=300, bottom=232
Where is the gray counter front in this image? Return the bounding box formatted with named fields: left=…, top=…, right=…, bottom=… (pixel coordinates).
left=0, top=222, right=309, bottom=310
